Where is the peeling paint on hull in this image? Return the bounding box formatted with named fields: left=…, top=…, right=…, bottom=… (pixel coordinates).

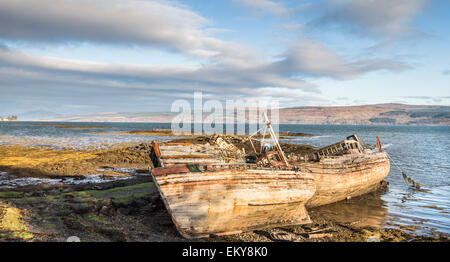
left=151, top=168, right=316, bottom=238
left=303, top=152, right=390, bottom=207
left=149, top=140, right=390, bottom=238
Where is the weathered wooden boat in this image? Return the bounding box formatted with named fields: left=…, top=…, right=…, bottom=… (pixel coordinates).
left=149, top=140, right=316, bottom=239
left=149, top=113, right=390, bottom=238
left=286, top=134, right=390, bottom=207
left=303, top=154, right=389, bottom=208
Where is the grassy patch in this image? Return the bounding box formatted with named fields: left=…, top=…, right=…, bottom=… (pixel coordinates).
left=81, top=182, right=154, bottom=199
left=82, top=213, right=103, bottom=223
left=0, top=191, right=24, bottom=198
left=112, top=192, right=150, bottom=205
left=0, top=205, right=33, bottom=240
left=1, top=206, right=26, bottom=231
left=42, top=223, right=57, bottom=229
left=12, top=182, right=153, bottom=206
left=16, top=194, right=57, bottom=203
left=5, top=231, right=34, bottom=240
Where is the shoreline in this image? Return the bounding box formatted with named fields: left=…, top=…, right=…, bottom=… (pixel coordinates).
left=0, top=137, right=448, bottom=242
left=1, top=178, right=447, bottom=242
left=3, top=120, right=449, bottom=127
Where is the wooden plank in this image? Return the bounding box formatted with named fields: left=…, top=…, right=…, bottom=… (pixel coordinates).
left=160, top=150, right=216, bottom=156
left=165, top=142, right=194, bottom=146
left=152, top=166, right=190, bottom=176
left=161, top=155, right=212, bottom=159
left=162, top=158, right=226, bottom=164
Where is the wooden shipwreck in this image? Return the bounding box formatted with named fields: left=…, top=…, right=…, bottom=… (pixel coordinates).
left=288, top=135, right=390, bottom=207
left=150, top=141, right=315, bottom=238
left=149, top=114, right=390, bottom=238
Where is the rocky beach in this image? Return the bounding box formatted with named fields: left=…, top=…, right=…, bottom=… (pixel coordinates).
left=1, top=131, right=448, bottom=242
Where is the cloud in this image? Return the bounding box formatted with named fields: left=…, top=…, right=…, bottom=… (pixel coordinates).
left=443, top=70, right=450, bottom=75
left=336, top=97, right=349, bottom=100
left=280, top=23, right=303, bottom=31
left=272, top=39, right=410, bottom=79
left=306, top=0, right=428, bottom=38
left=352, top=99, right=367, bottom=104
left=404, top=96, right=432, bottom=99
left=0, top=0, right=260, bottom=64
left=0, top=0, right=203, bottom=46
left=403, top=96, right=450, bottom=103
left=233, top=0, right=288, bottom=16
left=0, top=39, right=410, bottom=102
left=0, top=46, right=320, bottom=109
left=0, top=0, right=413, bottom=80
left=0, top=1, right=420, bottom=115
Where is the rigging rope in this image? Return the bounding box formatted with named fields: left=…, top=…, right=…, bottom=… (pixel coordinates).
left=386, top=152, right=425, bottom=189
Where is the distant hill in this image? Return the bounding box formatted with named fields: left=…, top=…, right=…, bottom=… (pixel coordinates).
left=17, top=110, right=63, bottom=121
left=279, top=104, right=450, bottom=125
left=36, top=104, right=450, bottom=126
left=36, top=111, right=178, bottom=123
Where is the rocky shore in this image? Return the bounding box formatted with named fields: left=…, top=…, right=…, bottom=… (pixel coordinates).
left=0, top=137, right=448, bottom=242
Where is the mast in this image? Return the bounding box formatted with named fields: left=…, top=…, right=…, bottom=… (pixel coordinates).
left=263, top=111, right=290, bottom=168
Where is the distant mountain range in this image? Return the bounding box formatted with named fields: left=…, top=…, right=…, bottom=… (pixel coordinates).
left=279, top=104, right=450, bottom=125
left=17, top=110, right=63, bottom=121
left=32, top=103, right=450, bottom=126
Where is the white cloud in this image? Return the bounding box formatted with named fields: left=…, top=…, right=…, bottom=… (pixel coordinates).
left=0, top=46, right=318, bottom=96
left=0, top=0, right=421, bottom=114
left=307, top=0, right=428, bottom=38
left=273, top=39, right=410, bottom=79
left=0, top=39, right=413, bottom=116
left=233, top=0, right=288, bottom=16
left=0, top=0, right=260, bottom=64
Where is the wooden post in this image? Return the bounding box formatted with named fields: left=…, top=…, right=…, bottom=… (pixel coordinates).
left=376, top=136, right=382, bottom=152
left=152, top=141, right=161, bottom=157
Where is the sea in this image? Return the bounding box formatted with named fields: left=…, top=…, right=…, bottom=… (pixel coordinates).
left=0, top=121, right=449, bottom=236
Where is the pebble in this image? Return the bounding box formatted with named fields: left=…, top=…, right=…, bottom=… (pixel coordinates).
left=367, top=236, right=381, bottom=242
left=66, top=236, right=81, bottom=242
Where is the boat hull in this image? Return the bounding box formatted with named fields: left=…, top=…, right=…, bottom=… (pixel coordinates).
left=151, top=167, right=316, bottom=238
left=304, top=152, right=390, bottom=208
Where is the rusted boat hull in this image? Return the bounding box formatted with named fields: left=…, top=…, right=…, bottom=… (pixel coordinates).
left=304, top=152, right=390, bottom=207
left=151, top=168, right=316, bottom=238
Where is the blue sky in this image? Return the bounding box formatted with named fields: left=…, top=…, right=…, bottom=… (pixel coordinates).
left=0, top=0, right=449, bottom=117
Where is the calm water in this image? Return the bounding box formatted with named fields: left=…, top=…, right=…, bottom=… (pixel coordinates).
left=0, top=121, right=449, bottom=236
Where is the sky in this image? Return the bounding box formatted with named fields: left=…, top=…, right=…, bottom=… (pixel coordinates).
left=0, top=0, right=449, bottom=117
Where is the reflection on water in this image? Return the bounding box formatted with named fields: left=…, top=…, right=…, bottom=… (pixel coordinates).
left=381, top=185, right=450, bottom=236
left=0, top=121, right=176, bottom=150
left=280, top=124, right=450, bottom=236
left=309, top=190, right=389, bottom=228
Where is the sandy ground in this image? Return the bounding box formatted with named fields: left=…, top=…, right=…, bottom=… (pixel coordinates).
left=0, top=136, right=448, bottom=242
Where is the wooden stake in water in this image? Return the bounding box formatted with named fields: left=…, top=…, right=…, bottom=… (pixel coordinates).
left=376, top=136, right=382, bottom=152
